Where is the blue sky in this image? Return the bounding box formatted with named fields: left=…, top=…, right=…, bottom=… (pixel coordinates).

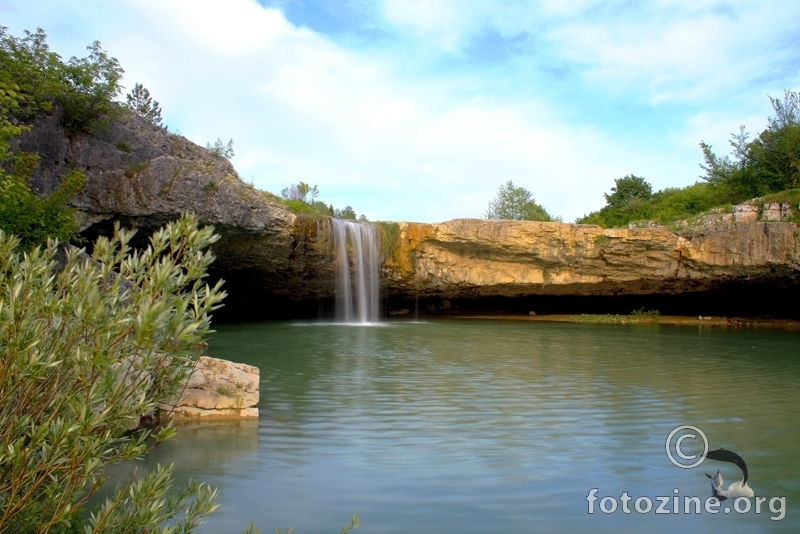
left=2, top=0, right=799, bottom=222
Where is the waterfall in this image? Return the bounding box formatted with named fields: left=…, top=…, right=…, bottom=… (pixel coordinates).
left=330, top=219, right=381, bottom=324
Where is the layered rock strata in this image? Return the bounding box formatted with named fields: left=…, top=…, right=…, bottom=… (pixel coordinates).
left=382, top=219, right=800, bottom=299
left=159, top=356, right=260, bottom=419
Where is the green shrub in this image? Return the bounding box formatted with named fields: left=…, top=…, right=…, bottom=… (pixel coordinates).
left=378, top=221, right=400, bottom=258
left=206, top=137, right=234, bottom=159
left=115, top=140, right=132, bottom=152
left=0, top=81, right=26, bottom=150
left=603, top=175, right=652, bottom=208
left=334, top=205, right=357, bottom=220
left=282, top=199, right=327, bottom=216
left=0, top=152, right=85, bottom=250
left=761, top=187, right=800, bottom=206
left=57, top=41, right=124, bottom=134
left=0, top=27, right=124, bottom=134
left=0, top=27, right=62, bottom=122
left=581, top=91, right=800, bottom=228
left=630, top=307, right=660, bottom=322
left=272, top=182, right=366, bottom=219
left=649, top=182, right=732, bottom=221
left=578, top=179, right=738, bottom=228
left=0, top=214, right=226, bottom=533
left=577, top=309, right=660, bottom=324
left=124, top=161, right=149, bottom=178
left=0, top=57, right=87, bottom=250
left=281, top=182, right=318, bottom=203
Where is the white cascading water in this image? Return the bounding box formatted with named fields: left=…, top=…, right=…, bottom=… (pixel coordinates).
left=330, top=219, right=381, bottom=323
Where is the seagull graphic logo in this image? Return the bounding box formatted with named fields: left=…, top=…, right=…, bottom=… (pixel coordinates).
left=704, top=448, right=755, bottom=501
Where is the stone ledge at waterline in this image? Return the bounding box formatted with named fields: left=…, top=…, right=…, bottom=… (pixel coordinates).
left=159, top=356, right=260, bottom=420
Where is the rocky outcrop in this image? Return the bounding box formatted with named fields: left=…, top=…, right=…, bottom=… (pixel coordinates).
left=381, top=219, right=800, bottom=299
left=662, top=199, right=799, bottom=227
left=18, top=106, right=334, bottom=303
left=159, top=356, right=260, bottom=419
left=18, top=107, right=800, bottom=309
left=20, top=106, right=289, bottom=232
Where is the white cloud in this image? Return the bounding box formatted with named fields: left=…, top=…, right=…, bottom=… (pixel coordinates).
left=3, top=0, right=798, bottom=223
left=126, top=0, right=294, bottom=55
left=378, top=0, right=800, bottom=102
left=78, top=0, right=624, bottom=220
left=548, top=3, right=797, bottom=101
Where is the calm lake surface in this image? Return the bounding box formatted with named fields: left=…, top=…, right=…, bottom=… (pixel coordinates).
left=132, top=319, right=800, bottom=533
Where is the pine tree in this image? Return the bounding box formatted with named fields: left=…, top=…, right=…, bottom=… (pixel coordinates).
left=125, top=82, right=162, bottom=126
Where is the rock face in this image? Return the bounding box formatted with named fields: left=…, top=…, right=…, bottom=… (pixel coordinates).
left=18, top=107, right=333, bottom=304
left=18, top=108, right=800, bottom=310
left=159, top=356, right=260, bottom=419
left=681, top=199, right=799, bottom=226
left=21, top=107, right=288, bottom=232
left=381, top=219, right=800, bottom=299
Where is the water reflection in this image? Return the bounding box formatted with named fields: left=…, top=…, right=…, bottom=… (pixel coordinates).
left=102, top=420, right=259, bottom=482
left=119, top=320, right=800, bottom=533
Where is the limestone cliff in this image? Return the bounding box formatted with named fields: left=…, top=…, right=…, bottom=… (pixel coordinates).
left=18, top=108, right=800, bottom=311
left=18, top=106, right=333, bottom=302
left=382, top=219, right=800, bottom=299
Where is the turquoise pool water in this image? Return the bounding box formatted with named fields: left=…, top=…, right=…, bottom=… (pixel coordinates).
left=125, top=319, right=800, bottom=533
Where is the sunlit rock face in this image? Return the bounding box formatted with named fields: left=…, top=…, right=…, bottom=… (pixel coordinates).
left=382, top=219, right=800, bottom=299
left=159, top=356, right=260, bottom=420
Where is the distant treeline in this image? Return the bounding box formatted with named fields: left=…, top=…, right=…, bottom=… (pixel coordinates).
left=579, top=90, right=800, bottom=227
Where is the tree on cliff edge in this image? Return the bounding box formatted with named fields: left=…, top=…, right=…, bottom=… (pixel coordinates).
left=700, top=89, right=800, bottom=197
left=126, top=82, right=163, bottom=126
left=603, top=175, right=652, bottom=208
left=485, top=180, right=555, bottom=221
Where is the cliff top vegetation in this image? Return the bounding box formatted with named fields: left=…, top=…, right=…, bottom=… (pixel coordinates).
left=485, top=180, right=559, bottom=222
left=578, top=90, right=800, bottom=228
left=0, top=26, right=110, bottom=248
